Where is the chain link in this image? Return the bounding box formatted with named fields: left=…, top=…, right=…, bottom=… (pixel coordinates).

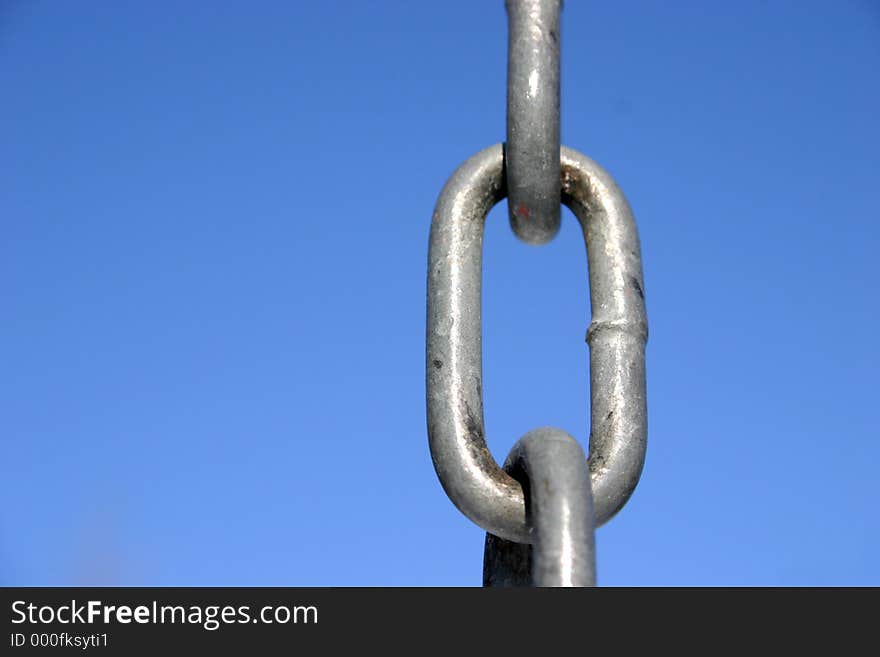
left=426, top=3, right=648, bottom=587
left=505, top=0, right=562, bottom=245
left=483, top=428, right=595, bottom=587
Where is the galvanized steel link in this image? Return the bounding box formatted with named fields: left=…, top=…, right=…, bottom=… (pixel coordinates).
left=505, top=0, right=562, bottom=245
left=426, top=144, right=648, bottom=545
left=483, top=427, right=596, bottom=587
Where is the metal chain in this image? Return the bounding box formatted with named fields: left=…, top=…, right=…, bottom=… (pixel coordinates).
left=426, top=2, right=648, bottom=587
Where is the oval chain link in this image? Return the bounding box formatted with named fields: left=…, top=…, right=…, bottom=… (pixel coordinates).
left=426, top=3, right=648, bottom=587
left=505, top=0, right=562, bottom=245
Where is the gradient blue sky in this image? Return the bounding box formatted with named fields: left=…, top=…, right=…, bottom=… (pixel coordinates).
left=2, top=1, right=878, bottom=586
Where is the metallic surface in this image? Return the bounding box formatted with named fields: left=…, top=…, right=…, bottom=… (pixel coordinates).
left=426, top=143, right=648, bottom=544
left=505, top=0, right=561, bottom=245
left=483, top=428, right=595, bottom=587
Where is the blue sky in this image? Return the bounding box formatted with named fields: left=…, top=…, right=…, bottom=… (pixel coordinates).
left=2, top=1, right=878, bottom=586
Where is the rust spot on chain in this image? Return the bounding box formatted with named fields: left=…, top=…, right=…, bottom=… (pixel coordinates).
left=464, top=402, right=484, bottom=443
left=628, top=275, right=644, bottom=300
left=463, top=401, right=504, bottom=477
